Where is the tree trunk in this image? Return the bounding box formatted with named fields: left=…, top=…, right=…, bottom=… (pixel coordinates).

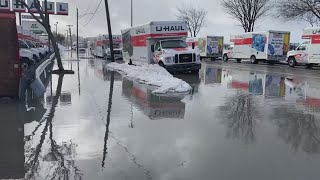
left=46, top=26, right=64, bottom=71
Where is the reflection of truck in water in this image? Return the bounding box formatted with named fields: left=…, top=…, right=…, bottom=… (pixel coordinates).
left=121, top=21, right=201, bottom=73
left=186, top=36, right=224, bottom=60
left=122, top=78, right=186, bottom=120
left=93, top=59, right=122, bottom=81
left=203, top=66, right=222, bottom=85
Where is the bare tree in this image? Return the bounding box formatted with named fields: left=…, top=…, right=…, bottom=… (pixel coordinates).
left=17, top=0, right=64, bottom=71
left=176, top=4, right=207, bottom=37
left=277, top=0, right=320, bottom=26
left=221, top=0, right=271, bottom=32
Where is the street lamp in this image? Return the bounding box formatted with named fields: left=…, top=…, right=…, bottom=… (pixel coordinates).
left=54, top=22, right=58, bottom=36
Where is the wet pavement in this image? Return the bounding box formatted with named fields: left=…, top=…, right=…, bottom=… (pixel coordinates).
left=2, top=54, right=320, bottom=180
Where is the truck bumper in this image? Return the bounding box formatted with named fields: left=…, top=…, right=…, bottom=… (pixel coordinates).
left=165, top=63, right=202, bottom=72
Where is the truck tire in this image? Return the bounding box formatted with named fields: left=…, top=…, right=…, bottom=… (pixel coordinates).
left=236, top=59, right=242, bottom=63
left=250, top=56, right=258, bottom=64
left=223, top=54, right=228, bottom=62
left=268, top=61, right=276, bottom=65
left=288, top=57, right=296, bottom=68
left=306, top=64, right=314, bottom=69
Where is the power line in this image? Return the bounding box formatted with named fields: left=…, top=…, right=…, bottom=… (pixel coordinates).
left=84, top=0, right=103, bottom=27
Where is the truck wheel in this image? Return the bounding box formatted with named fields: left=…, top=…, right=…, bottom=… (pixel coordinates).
left=268, top=61, right=276, bottom=65
left=223, top=54, right=228, bottom=62
left=250, top=56, right=258, bottom=64
left=306, top=64, right=314, bottom=69
left=288, top=57, right=296, bottom=67
left=236, top=59, right=242, bottom=63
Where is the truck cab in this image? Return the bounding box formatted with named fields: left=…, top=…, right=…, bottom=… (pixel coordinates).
left=287, top=41, right=318, bottom=68
left=223, top=44, right=235, bottom=62
left=151, top=39, right=201, bottom=73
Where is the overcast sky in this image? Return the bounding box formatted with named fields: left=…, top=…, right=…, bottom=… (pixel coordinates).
left=51, top=0, right=310, bottom=42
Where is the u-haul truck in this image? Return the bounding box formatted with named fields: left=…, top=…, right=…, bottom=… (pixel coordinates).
left=93, top=35, right=123, bottom=59
left=287, top=27, right=320, bottom=68
left=186, top=36, right=224, bottom=60
left=121, top=21, right=201, bottom=73
left=224, top=31, right=290, bottom=64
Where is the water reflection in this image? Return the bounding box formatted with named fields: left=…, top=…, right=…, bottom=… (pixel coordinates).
left=122, top=78, right=186, bottom=120
left=24, top=75, right=83, bottom=179
left=219, top=93, right=257, bottom=144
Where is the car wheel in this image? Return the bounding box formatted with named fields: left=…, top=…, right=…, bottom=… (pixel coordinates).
left=223, top=54, right=229, bottom=62
left=236, top=59, right=242, bottom=63
left=288, top=57, right=296, bottom=67
left=20, top=58, right=29, bottom=71
left=250, top=56, right=258, bottom=64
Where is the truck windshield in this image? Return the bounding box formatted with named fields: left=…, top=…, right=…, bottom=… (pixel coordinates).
left=161, top=40, right=188, bottom=49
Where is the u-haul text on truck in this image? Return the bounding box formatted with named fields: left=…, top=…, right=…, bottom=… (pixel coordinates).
left=121, top=21, right=201, bottom=73
left=186, top=36, right=224, bottom=60
left=287, top=27, right=320, bottom=68
left=223, top=31, right=290, bottom=64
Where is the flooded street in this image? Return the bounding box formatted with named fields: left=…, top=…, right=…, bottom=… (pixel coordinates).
left=2, top=55, right=320, bottom=180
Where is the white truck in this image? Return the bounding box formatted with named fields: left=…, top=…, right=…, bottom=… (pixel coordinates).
left=186, top=36, right=224, bottom=60
left=93, top=35, right=123, bottom=60
left=223, top=31, right=290, bottom=64
left=121, top=21, right=201, bottom=73
left=287, top=27, right=320, bottom=68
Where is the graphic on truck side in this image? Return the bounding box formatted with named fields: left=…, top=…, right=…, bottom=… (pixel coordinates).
left=252, top=34, right=266, bottom=53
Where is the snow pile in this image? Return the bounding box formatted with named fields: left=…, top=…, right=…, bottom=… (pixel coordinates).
left=106, top=63, right=192, bottom=94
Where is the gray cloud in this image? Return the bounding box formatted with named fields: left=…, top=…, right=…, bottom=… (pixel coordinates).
left=50, top=0, right=309, bottom=42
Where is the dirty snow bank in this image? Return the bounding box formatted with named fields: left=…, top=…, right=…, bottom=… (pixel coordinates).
left=106, top=63, right=192, bottom=94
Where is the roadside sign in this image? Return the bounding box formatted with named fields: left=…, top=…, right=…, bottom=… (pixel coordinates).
left=21, top=14, right=40, bottom=20
left=42, top=1, right=55, bottom=14
left=0, top=0, right=10, bottom=12
left=22, top=20, right=46, bottom=34
left=56, top=2, right=68, bottom=15
left=26, top=0, right=38, bottom=13
left=12, top=0, right=25, bottom=12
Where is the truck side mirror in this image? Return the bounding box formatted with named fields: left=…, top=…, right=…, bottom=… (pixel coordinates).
left=192, top=42, right=195, bottom=49
left=151, top=45, right=155, bottom=52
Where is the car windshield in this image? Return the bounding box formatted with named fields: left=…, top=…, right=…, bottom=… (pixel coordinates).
left=161, top=40, right=188, bottom=49
left=25, top=41, right=35, bottom=48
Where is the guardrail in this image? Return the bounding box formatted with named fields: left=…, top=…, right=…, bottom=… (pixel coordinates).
left=35, top=53, right=55, bottom=81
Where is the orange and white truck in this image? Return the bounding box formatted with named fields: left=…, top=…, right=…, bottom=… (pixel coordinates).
left=223, top=31, right=290, bottom=64
left=287, top=27, right=320, bottom=68
left=121, top=21, right=201, bottom=73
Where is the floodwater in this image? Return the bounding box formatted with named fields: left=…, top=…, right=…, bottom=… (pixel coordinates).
left=1, top=55, right=320, bottom=180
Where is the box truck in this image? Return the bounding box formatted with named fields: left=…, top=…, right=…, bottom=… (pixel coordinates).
left=287, top=27, right=320, bottom=68
left=93, top=35, right=123, bottom=60
left=223, top=31, right=290, bottom=64
left=121, top=21, right=201, bottom=73
left=186, top=36, right=224, bottom=60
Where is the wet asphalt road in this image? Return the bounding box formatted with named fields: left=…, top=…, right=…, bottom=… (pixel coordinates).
left=1, top=54, right=320, bottom=180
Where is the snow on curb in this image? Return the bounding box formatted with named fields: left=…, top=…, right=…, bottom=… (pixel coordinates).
left=106, top=63, right=192, bottom=94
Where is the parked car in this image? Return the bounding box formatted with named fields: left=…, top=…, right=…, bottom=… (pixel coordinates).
left=19, top=40, right=40, bottom=63
left=24, top=40, right=45, bottom=59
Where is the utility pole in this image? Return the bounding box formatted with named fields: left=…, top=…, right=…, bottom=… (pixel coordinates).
left=131, top=0, right=133, bottom=27
left=66, top=25, right=73, bottom=57
left=104, top=0, right=114, bottom=61
left=77, top=8, right=79, bottom=60
left=65, top=30, right=69, bottom=48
